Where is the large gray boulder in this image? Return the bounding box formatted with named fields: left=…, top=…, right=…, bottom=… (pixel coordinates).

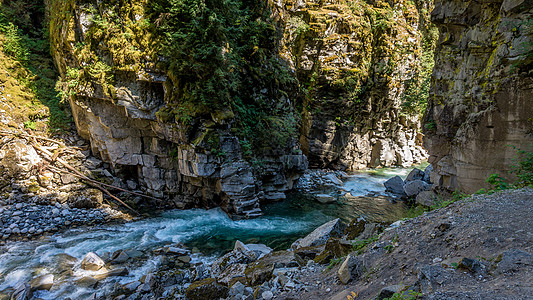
left=338, top=255, right=364, bottom=284
left=403, top=180, right=431, bottom=197
left=405, top=168, right=425, bottom=183
left=416, top=191, right=439, bottom=207
left=291, top=218, right=345, bottom=249
left=384, top=176, right=406, bottom=196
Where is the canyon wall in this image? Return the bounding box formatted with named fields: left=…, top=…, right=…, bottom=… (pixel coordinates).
left=425, top=0, right=533, bottom=193
left=46, top=0, right=437, bottom=216
left=47, top=0, right=308, bottom=218
left=277, top=0, right=435, bottom=170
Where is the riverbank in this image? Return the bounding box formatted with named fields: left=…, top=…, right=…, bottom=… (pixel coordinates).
left=277, top=187, right=533, bottom=300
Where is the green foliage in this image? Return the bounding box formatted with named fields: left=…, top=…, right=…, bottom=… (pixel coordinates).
left=485, top=173, right=511, bottom=191
left=352, top=235, right=379, bottom=255
left=326, top=257, right=343, bottom=270
left=147, top=0, right=299, bottom=155
left=0, top=1, right=71, bottom=131
left=384, top=290, right=421, bottom=300
left=23, top=120, right=36, bottom=130
left=288, top=16, right=309, bottom=37
left=510, top=146, right=533, bottom=187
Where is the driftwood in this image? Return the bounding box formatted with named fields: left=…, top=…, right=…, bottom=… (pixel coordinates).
left=0, top=130, right=163, bottom=215
left=31, top=142, right=140, bottom=215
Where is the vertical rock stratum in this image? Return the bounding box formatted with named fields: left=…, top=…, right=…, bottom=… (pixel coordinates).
left=425, top=0, right=533, bottom=193
left=278, top=0, right=436, bottom=170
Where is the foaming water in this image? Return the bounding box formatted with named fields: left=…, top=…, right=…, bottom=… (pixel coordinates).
left=0, top=165, right=423, bottom=298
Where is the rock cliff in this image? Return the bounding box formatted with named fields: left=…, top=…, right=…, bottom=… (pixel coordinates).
left=47, top=0, right=308, bottom=218
left=46, top=0, right=437, bottom=216
left=425, top=0, right=533, bottom=193
left=277, top=0, right=436, bottom=169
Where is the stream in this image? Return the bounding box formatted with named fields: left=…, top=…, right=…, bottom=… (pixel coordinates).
left=0, top=166, right=420, bottom=299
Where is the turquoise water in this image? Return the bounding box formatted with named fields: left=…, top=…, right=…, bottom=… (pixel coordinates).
left=0, top=166, right=420, bottom=299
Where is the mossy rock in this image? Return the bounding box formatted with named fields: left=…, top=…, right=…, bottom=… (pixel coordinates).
left=324, top=237, right=353, bottom=258
left=185, top=278, right=228, bottom=300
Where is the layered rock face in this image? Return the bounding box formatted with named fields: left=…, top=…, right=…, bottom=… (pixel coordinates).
left=277, top=0, right=435, bottom=170
left=425, top=0, right=533, bottom=193
left=47, top=0, right=307, bottom=218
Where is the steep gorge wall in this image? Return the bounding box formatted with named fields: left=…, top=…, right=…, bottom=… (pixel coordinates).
left=47, top=0, right=308, bottom=218
left=425, top=0, right=533, bottom=193
left=46, top=0, right=437, bottom=216
left=277, top=0, right=436, bottom=170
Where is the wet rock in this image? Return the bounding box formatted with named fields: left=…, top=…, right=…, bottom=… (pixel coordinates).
left=314, top=194, right=336, bottom=204
left=93, top=267, right=128, bottom=281
left=185, top=278, right=228, bottom=300
left=122, top=281, right=141, bottom=293
left=338, top=255, right=364, bottom=284
left=75, top=277, right=98, bottom=288
left=10, top=283, right=31, bottom=300
left=291, top=218, right=345, bottom=249
left=384, top=176, right=406, bottom=196
left=110, top=250, right=130, bottom=264
left=81, top=252, right=106, bottom=271
left=403, top=180, right=430, bottom=197
left=29, top=274, right=54, bottom=291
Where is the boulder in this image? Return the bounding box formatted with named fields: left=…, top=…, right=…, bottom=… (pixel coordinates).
left=495, top=249, right=533, bottom=274
left=291, top=218, right=345, bottom=249
left=337, top=255, right=364, bottom=284
left=234, top=241, right=272, bottom=259
left=405, top=168, right=425, bottom=183
left=29, top=274, right=54, bottom=291
left=345, top=216, right=367, bottom=240
left=185, top=278, right=228, bottom=300
left=216, top=263, right=247, bottom=286
left=403, top=180, right=430, bottom=197
left=211, top=247, right=257, bottom=277
left=81, top=252, right=106, bottom=271
left=416, top=191, right=439, bottom=207
left=244, top=251, right=304, bottom=286
left=110, top=250, right=130, bottom=264
left=293, top=245, right=324, bottom=260
left=324, top=238, right=353, bottom=258
left=384, top=176, right=406, bottom=196
left=423, top=164, right=433, bottom=183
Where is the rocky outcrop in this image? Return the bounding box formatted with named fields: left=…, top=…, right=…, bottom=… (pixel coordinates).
left=424, top=0, right=533, bottom=193
left=47, top=0, right=308, bottom=218
left=277, top=0, right=434, bottom=170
